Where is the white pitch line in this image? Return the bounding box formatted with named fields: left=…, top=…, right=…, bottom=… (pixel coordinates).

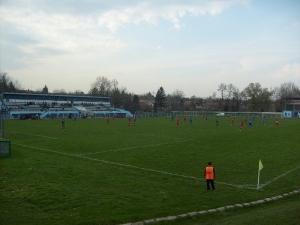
left=14, top=142, right=199, bottom=180
left=216, top=181, right=257, bottom=190
left=12, top=138, right=55, bottom=143
left=259, top=165, right=300, bottom=189
left=14, top=142, right=245, bottom=188
left=77, top=139, right=195, bottom=156
left=13, top=142, right=297, bottom=191
left=8, top=131, right=58, bottom=139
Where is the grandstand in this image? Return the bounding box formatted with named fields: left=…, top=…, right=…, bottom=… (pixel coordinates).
left=1, top=92, right=132, bottom=119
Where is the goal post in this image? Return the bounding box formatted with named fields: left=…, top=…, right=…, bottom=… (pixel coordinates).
left=221, top=112, right=281, bottom=119
left=261, top=112, right=283, bottom=119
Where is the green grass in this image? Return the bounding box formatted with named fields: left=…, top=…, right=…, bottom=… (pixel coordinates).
left=156, top=194, right=300, bottom=225
left=0, top=116, right=299, bottom=225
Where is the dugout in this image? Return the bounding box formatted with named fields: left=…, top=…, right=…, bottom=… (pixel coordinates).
left=19, top=113, right=40, bottom=120
left=116, top=113, right=126, bottom=118
left=0, top=139, right=11, bottom=157
left=283, top=111, right=292, bottom=118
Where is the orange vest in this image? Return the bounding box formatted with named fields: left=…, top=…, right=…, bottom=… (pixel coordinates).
left=205, top=167, right=214, bottom=179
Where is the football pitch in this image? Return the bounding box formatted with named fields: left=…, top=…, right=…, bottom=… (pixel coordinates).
left=1, top=116, right=299, bottom=225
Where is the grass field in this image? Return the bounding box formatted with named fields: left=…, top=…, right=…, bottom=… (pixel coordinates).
left=0, top=116, right=299, bottom=225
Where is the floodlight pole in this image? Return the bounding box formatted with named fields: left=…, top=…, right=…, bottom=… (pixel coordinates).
left=221, top=89, right=224, bottom=111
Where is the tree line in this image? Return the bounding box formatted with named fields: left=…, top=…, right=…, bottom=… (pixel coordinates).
left=1, top=71, right=299, bottom=113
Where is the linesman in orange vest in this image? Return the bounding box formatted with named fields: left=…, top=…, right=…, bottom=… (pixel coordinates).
left=204, top=161, right=215, bottom=191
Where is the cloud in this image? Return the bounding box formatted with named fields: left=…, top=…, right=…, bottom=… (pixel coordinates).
left=1, top=0, right=242, bottom=32
left=96, top=1, right=247, bottom=31
left=272, top=63, right=300, bottom=79
left=0, top=0, right=247, bottom=70
left=0, top=5, right=128, bottom=69
left=1, top=7, right=127, bottom=51
left=238, top=57, right=271, bottom=73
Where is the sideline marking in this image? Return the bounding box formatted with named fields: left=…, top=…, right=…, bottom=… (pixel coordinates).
left=12, top=142, right=258, bottom=189
left=13, top=142, right=298, bottom=190
left=216, top=181, right=257, bottom=190
left=12, top=138, right=55, bottom=143
left=8, top=131, right=57, bottom=139
left=78, top=139, right=195, bottom=156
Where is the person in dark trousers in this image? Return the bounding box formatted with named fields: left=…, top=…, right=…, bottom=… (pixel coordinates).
left=133, top=114, right=137, bottom=125
left=61, top=118, right=66, bottom=131
left=189, top=116, right=193, bottom=125
left=204, top=161, right=215, bottom=191
left=248, top=119, right=253, bottom=127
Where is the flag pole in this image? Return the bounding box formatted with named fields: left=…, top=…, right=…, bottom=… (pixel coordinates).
left=257, top=169, right=260, bottom=190
left=257, top=159, right=263, bottom=190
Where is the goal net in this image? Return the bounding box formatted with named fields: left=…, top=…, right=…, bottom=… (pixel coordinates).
left=261, top=112, right=283, bottom=118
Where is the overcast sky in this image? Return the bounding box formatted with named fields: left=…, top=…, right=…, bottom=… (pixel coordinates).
left=0, top=0, right=299, bottom=98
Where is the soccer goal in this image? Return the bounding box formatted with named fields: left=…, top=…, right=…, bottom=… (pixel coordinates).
left=261, top=112, right=283, bottom=118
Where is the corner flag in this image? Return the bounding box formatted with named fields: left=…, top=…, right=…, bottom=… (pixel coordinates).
left=259, top=160, right=263, bottom=171
left=257, top=159, right=263, bottom=190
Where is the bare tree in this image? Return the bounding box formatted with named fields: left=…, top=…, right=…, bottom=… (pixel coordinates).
left=273, top=82, right=300, bottom=110
left=217, top=83, right=238, bottom=111
left=52, top=89, right=67, bottom=94
left=278, top=82, right=300, bottom=98
left=35, top=88, right=43, bottom=93
left=88, top=76, right=112, bottom=97
left=111, top=79, right=119, bottom=91
left=172, top=89, right=185, bottom=99
left=217, top=83, right=227, bottom=111
left=69, top=90, right=85, bottom=95
left=0, top=72, right=23, bottom=92
left=232, top=88, right=242, bottom=111
left=12, top=79, right=23, bottom=91
left=226, top=84, right=236, bottom=99
left=168, top=89, right=185, bottom=111
left=242, top=83, right=273, bottom=112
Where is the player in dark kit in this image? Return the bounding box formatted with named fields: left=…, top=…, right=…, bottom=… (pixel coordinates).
left=62, top=119, right=66, bottom=131
left=248, top=119, right=253, bottom=127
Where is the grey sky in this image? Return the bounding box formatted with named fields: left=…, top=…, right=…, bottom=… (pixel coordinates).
left=0, top=0, right=299, bottom=97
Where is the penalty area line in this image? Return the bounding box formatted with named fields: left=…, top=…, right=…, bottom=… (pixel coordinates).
left=77, top=139, right=195, bottom=156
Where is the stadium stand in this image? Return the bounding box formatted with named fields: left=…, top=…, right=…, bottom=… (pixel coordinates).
left=2, top=92, right=132, bottom=119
